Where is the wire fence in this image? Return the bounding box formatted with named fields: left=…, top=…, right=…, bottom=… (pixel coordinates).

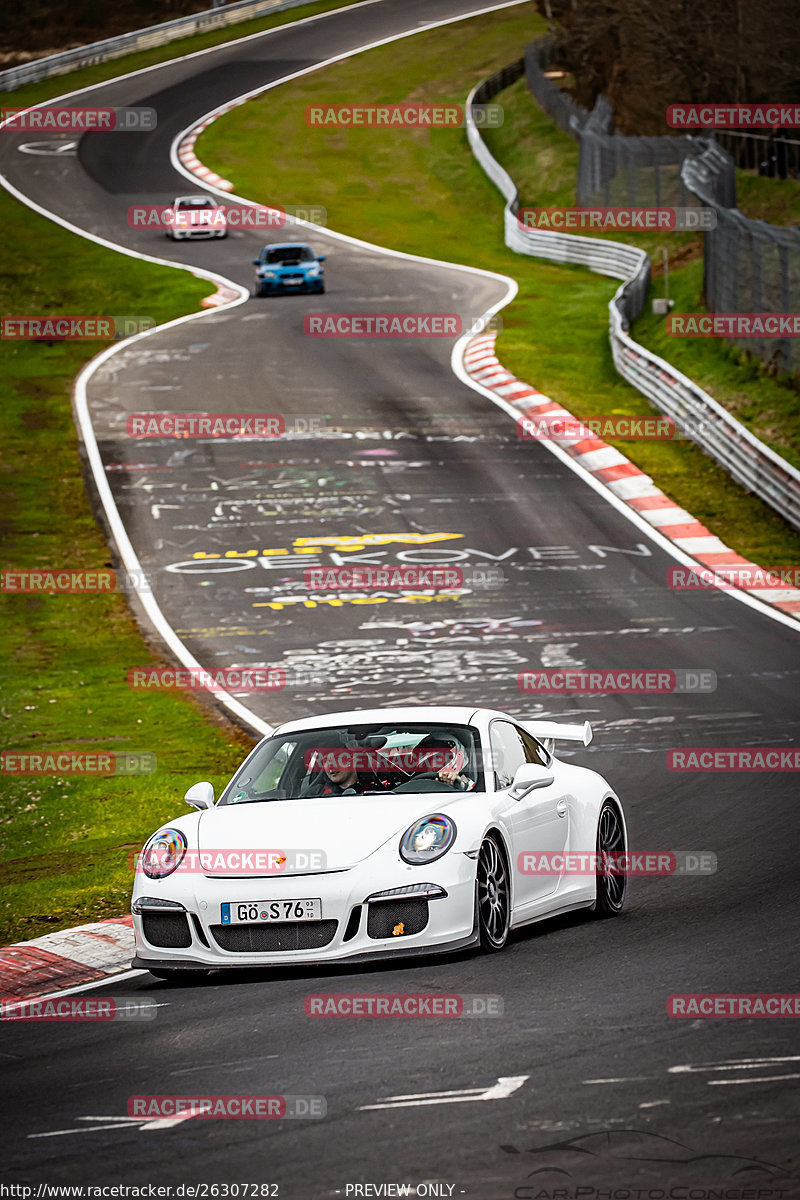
left=523, top=35, right=800, bottom=377
left=713, top=131, right=800, bottom=179
left=683, top=149, right=800, bottom=375
left=465, top=67, right=800, bottom=533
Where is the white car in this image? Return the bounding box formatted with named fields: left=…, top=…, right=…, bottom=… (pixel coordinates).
left=167, top=195, right=227, bottom=240
left=131, top=706, right=627, bottom=979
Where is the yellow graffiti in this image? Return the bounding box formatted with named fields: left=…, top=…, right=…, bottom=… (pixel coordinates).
left=191, top=533, right=462, bottom=560
left=252, top=593, right=462, bottom=610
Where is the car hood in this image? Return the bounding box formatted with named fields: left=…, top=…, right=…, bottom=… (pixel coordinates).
left=196, top=793, right=462, bottom=875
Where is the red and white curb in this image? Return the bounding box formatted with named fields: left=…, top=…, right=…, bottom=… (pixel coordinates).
left=0, top=917, right=134, bottom=1003
left=176, top=116, right=235, bottom=191
left=464, top=333, right=800, bottom=618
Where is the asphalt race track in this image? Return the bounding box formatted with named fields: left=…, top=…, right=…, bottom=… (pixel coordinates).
left=1, top=0, right=799, bottom=1194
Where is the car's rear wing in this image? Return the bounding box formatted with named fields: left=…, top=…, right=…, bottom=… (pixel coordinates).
left=521, top=720, right=593, bottom=754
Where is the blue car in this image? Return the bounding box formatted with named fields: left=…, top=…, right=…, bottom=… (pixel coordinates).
left=252, top=242, right=326, bottom=295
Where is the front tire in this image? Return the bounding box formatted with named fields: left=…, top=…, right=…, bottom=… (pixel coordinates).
left=592, top=800, right=627, bottom=917
left=476, top=836, right=510, bottom=951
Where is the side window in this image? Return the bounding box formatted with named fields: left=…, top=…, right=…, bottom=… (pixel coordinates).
left=490, top=721, right=528, bottom=790
left=516, top=726, right=549, bottom=768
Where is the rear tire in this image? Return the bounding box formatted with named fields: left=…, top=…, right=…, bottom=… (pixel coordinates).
left=476, top=836, right=510, bottom=952
left=592, top=800, right=627, bottom=917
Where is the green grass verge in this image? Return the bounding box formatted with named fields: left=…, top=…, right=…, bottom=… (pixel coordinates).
left=197, top=2, right=800, bottom=567
left=0, top=0, right=371, bottom=949
left=0, top=0, right=366, bottom=111
left=0, top=192, right=255, bottom=945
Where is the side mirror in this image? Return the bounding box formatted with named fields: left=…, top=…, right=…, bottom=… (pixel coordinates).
left=509, top=763, right=554, bottom=800
left=317, top=255, right=326, bottom=262
left=252, top=258, right=260, bottom=265
left=184, top=781, right=214, bottom=810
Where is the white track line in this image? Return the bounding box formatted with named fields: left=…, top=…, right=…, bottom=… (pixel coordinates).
left=0, top=0, right=528, bottom=740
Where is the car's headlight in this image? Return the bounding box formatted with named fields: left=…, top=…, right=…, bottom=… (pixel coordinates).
left=306, top=264, right=320, bottom=276
left=399, top=814, right=456, bottom=865
left=261, top=270, right=277, bottom=279
left=140, top=828, right=187, bottom=879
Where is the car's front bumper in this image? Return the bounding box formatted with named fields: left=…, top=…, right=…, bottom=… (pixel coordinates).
left=255, top=275, right=322, bottom=292
left=131, top=853, right=476, bottom=970
left=171, top=227, right=226, bottom=239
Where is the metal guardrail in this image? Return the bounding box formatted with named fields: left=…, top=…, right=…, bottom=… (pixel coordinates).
left=466, top=66, right=800, bottom=532
left=0, top=0, right=316, bottom=92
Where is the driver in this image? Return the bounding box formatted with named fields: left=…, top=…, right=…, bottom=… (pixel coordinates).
left=413, top=735, right=475, bottom=791
left=302, top=734, right=367, bottom=797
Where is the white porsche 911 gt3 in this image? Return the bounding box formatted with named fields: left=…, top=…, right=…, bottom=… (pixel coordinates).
left=131, top=706, right=627, bottom=979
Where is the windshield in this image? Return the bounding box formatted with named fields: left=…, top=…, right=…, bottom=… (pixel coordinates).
left=219, top=722, right=484, bottom=804
left=177, top=198, right=216, bottom=209
left=264, top=246, right=314, bottom=264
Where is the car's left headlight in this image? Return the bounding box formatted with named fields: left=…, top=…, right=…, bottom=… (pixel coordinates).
left=140, top=828, right=187, bottom=879
left=261, top=270, right=277, bottom=279
left=399, top=814, right=456, bottom=865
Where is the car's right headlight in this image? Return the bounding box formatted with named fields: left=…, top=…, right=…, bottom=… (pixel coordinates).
left=261, top=270, right=277, bottom=279
left=140, top=828, right=187, bottom=879
left=399, top=814, right=456, bottom=865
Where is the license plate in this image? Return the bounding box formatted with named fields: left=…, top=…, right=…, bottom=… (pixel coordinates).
left=220, top=899, right=321, bottom=925
left=283, top=278, right=303, bottom=285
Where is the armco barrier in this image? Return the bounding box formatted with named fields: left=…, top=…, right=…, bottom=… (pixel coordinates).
left=466, top=67, right=800, bottom=532
left=0, top=0, right=319, bottom=92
